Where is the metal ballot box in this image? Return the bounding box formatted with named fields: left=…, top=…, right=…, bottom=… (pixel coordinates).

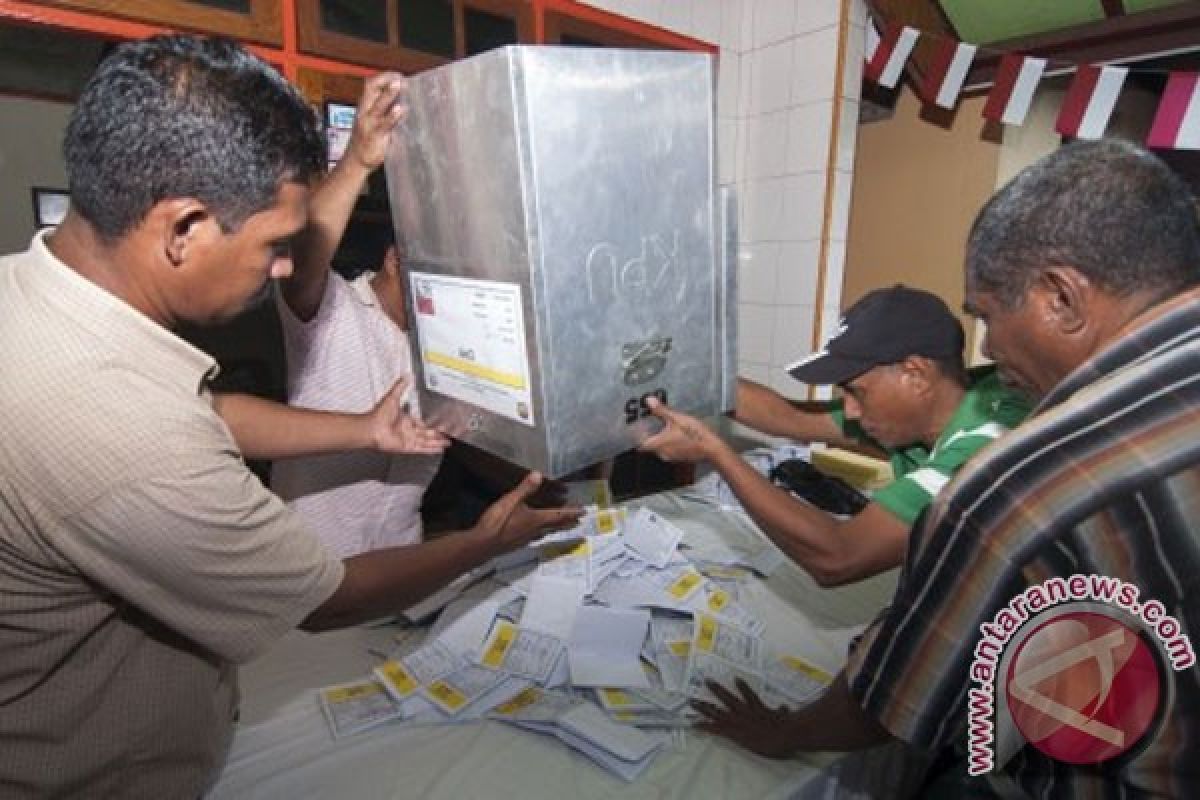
left=386, top=45, right=735, bottom=478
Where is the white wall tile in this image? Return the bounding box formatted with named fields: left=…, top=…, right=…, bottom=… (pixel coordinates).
left=787, top=100, right=833, bottom=175
left=745, top=110, right=790, bottom=180
left=823, top=238, right=847, bottom=304
left=720, top=0, right=747, bottom=53
left=771, top=304, right=815, bottom=365
left=828, top=168, right=854, bottom=242
left=604, top=0, right=654, bottom=24
left=842, top=23, right=866, bottom=100
left=748, top=42, right=795, bottom=116
left=738, top=302, right=775, bottom=362
left=790, top=26, right=839, bottom=107
left=734, top=119, right=748, bottom=183
left=819, top=302, right=845, bottom=343
left=658, top=0, right=693, bottom=37
left=849, top=0, right=868, bottom=28
left=741, top=176, right=786, bottom=242
left=717, top=53, right=741, bottom=119
left=692, top=0, right=722, bottom=45
left=794, top=0, right=841, bottom=35
left=835, top=99, right=860, bottom=172
left=738, top=361, right=770, bottom=383
left=776, top=240, right=821, bottom=305
left=718, top=117, right=738, bottom=184
left=779, top=171, right=827, bottom=241
left=770, top=366, right=808, bottom=401
left=737, top=50, right=754, bottom=117
left=738, top=241, right=781, bottom=304
left=750, top=0, right=797, bottom=50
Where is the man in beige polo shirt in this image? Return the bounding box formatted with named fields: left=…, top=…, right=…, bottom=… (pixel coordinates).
left=0, top=35, right=580, bottom=799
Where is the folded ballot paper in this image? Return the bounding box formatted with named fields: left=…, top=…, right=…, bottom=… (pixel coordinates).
left=316, top=479, right=835, bottom=783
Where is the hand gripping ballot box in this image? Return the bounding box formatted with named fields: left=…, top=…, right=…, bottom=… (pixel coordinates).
left=386, top=45, right=736, bottom=478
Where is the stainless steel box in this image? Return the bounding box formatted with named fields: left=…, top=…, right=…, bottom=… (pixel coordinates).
left=386, top=45, right=735, bottom=478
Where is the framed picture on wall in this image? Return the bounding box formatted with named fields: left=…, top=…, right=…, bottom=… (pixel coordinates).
left=31, top=187, right=69, bottom=229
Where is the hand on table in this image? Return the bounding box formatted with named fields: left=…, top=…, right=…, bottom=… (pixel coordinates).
left=367, top=377, right=449, bottom=455
left=692, top=678, right=799, bottom=760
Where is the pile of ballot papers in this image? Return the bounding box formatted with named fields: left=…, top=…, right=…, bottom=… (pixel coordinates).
left=317, top=479, right=833, bottom=782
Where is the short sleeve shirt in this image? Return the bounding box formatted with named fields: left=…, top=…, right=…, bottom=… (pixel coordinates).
left=829, top=367, right=1031, bottom=524
left=273, top=273, right=441, bottom=558
left=0, top=232, right=344, bottom=799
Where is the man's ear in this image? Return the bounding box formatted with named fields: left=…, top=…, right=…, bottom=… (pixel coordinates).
left=899, top=355, right=936, bottom=394
left=1033, top=266, right=1091, bottom=335
left=152, top=198, right=214, bottom=267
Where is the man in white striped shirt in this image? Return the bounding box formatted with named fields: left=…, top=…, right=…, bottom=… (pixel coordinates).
left=640, top=286, right=1030, bottom=586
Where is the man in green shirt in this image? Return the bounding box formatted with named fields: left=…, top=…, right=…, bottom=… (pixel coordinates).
left=641, top=285, right=1030, bottom=586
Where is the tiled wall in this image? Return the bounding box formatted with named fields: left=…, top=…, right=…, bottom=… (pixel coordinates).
left=580, top=0, right=865, bottom=403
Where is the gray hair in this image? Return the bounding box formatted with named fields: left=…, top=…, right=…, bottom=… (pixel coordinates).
left=966, top=139, right=1200, bottom=308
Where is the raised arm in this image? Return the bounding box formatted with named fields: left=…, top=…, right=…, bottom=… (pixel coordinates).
left=281, top=72, right=408, bottom=321
left=640, top=398, right=907, bottom=586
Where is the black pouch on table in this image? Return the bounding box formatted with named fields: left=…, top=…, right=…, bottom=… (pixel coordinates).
left=768, top=458, right=870, bottom=516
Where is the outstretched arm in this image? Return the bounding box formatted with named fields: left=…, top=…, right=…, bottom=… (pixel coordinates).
left=640, top=397, right=907, bottom=585
left=733, top=379, right=853, bottom=445
left=303, top=472, right=583, bottom=630
left=213, top=377, right=447, bottom=460
left=282, top=72, right=408, bottom=321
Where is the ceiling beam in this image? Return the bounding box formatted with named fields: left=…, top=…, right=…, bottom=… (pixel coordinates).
left=963, top=2, right=1200, bottom=90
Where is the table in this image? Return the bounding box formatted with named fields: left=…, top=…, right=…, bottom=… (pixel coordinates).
left=207, top=490, right=898, bottom=800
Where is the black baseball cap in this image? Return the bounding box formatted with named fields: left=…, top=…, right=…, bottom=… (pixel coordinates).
left=787, top=285, right=964, bottom=385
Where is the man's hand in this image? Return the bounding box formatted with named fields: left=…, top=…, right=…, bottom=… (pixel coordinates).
left=472, top=472, right=584, bottom=554
left=343, top=72, right=407, bottom=173
left=693, top=678, right=800, bottom=760
left=638, top=396, right=721, bottom=464
left=367, top=378, right=449, bottom=455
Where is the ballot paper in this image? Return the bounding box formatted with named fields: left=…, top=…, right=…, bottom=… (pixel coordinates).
left=762, top=653, right=833, bottom=707
left=521, top=574, right=586, bottom=639
left=622, top=508, right=685, bottom=569
left=318, top=679, right=404, bottom=739
left=430, top=583, right=518, bottom=656
left=594, top=687, right=659, bottom=714
left=398, top=640, right=463, bottom=685
left=563, top=479, right=613, bottom=509
left=586, top=507, right=625, bottom=537
left=423, top=663, right=510, bottom=716
left=478, top=618, right=564, bottom=683
left=653, top=639, right=691, bottom=693
left=374, top=659, right=422, bottom=702
left=685, top=584, right=762, bottom=635
left=568, top=606, right=652, bottom=689
left=488, top=686, right=584, bottom=725
left=400, top=570, right=484, bottom=624
left=684, top=613, right=764, bottom=703
left=554, top=701, right=670, bottom=782
left=537, top=538, right=591, bottom=586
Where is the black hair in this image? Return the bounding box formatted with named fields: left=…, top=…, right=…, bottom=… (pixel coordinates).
left=966, top=139, right=1200, bottom=308
left=930, top=354, right=969, bottom=388
left=64, top=34, right=324, bottom=241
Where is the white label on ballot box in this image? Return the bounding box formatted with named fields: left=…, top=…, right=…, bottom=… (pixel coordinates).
left=410, top=272, right=535, bottom=427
